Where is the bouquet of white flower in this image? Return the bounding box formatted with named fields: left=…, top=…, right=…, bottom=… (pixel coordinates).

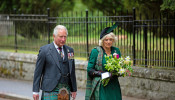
left=101, top=53, right=133, bottom=86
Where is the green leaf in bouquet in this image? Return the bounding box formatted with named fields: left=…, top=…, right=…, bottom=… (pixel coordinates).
left=104, top=55, right=134, bottom=85
left=101, top=78, right=110, bottom=87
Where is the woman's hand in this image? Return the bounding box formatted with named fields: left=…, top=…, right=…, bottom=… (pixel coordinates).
left=88, top=69, right=102, bottom=78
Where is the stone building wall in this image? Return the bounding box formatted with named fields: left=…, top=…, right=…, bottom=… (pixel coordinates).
left=0, top=51, right=175, bottom=100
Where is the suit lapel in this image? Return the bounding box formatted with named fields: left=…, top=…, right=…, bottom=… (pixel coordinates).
left=64, top=45, right=72, bottom=74
left=63, top=45, right=68, bottom=62
left=49, top=44, right=72, bottom=73
left=49, top=43, right=62, bottom=70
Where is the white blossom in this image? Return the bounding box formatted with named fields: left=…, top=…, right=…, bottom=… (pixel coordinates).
left=119, top=68, right=125, bottom=75
left=125, top=56, right=131, bottom=61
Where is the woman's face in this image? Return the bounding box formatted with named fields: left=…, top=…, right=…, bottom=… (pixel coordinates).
left=103, top=36, right=114, bottom=48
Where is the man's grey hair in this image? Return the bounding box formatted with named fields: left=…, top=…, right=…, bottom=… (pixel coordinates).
left=99, top=32, right=117, bottom=46
left=53, top=25, right=68, bottom=36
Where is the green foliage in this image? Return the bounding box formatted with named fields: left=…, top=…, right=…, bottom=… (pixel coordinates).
left=81, top=0, right=174, bottom=19
left=73, top=0, right=88, bottom=12
left=160, top=0, right=175, bottom=11
left=101, top=54, right=133, bottom=86
left=123, top=0, right=163, bottom=19
left=0, top=0, right=76, bottom=38
left=0, top=0, right=75, bottom=15
left=81, top=0, right=168, bottom=18
left=81, top=0, right=125, bottom=16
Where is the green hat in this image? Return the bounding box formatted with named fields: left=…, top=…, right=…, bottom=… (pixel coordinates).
left=100, top=22, right=119, bottom=39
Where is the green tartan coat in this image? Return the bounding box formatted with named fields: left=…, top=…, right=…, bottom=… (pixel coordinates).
left=85, top=46, right=122, bottom=100
left=85, top=46, right=103, bottom=100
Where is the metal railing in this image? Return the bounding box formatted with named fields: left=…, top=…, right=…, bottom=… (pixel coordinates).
left=0, top=8, right=174, bottom=68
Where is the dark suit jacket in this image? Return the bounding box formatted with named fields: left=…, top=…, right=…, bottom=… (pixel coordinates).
left=33, top=42, right=77, bottom=92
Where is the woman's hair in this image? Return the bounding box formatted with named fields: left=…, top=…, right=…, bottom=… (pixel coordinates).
left=53, top=25, right=68, bottom=36
left=99, top=32, right=117, bottom=46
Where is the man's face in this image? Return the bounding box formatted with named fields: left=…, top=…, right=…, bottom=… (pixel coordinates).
left=53, top=29, right=67, bottom=47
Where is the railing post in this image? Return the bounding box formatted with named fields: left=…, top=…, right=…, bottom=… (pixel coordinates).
left=86, top=9, right=89, bottom=58
left=144, top=23, right=148, bottom=67
left=47, top=8, right=50, bottom=44
left=132, top=8, right=136, bottom=66
left=14, top=8, right=17, bottom=52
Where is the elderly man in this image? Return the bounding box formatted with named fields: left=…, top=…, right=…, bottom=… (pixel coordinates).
left=33, top=25, right=77, bottom=100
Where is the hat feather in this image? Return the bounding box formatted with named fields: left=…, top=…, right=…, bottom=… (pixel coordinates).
left=106, top=22, right=119, bottom=33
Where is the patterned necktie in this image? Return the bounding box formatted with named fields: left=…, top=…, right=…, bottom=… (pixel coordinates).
left=58, top=47, right=63, bottom=58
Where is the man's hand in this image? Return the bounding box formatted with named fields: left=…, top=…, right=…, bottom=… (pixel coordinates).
left=33, top=94, right=39, bottom=100
left=71, top=92, right=77, bottom=100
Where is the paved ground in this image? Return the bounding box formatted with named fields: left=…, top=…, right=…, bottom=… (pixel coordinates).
left=0, top=78, right=147, bottom=100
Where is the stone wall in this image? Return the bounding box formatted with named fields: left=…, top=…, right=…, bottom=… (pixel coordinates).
left=0, top=51, right=175, bottom=100
left=0, top=51, right=36, bottom=80
left=119, top=67, right=175, bottom=100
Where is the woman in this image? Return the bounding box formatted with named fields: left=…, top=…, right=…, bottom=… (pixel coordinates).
left=85, top=26, right=122, bottom=100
